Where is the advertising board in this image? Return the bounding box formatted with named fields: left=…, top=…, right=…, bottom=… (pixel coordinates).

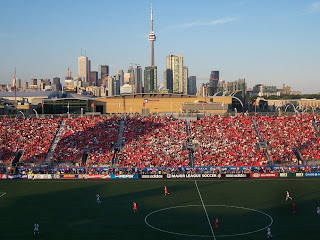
left=250, top=173, right=278, bottom=178
left=305, top=172, right=320, bottom=177
left=141, top=175, right=164, bottom=179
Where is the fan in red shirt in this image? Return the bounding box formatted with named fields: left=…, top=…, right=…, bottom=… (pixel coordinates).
left=215, top=218, right=219, bottom=230
left=133, top=202, right=138, bottom=213
left=164, top=186, right=170, bottom=195
left=292, top=201, right=296, bottom=214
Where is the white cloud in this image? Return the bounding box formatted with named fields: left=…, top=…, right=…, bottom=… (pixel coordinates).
left=167, top=18, right=238, bottom=29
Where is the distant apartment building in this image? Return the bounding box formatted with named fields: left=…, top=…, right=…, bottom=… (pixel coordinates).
left=208, top=70, right=219, bottom=96
left=135, top=65, right=143, bottom=93
left=144, top=66, right=157, bottom=93
left=98, top=65, right=109, bottom=81
left=90, top=71, right=98, bottom=86
left=165, top=54, right=187, bottom=94
left=252, top=84, right=279, bottom=97
left=12, top=78, right=21, bottom=89
left=52, top=77, right=62, bottom=91
left=188, top=76, right=197, bottom=95
left=22, top=81, right=28, bottom=90
left=217, top=78, right=247, bottom=95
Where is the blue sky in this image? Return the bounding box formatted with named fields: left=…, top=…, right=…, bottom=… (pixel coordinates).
left=0, top=0, right=319, bottom=93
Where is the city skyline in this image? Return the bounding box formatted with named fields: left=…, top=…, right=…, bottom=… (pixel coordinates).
left=0, top=0, right=320, bottom=93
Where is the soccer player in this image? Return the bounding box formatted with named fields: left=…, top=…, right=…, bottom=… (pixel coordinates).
left=292, top=201, right=296, bottom=214
left=34, top=222, right=39, bottom=236
left=285, top=190, right=292, bottom=201
left=164, top=186, right=170, bottom=195
left=317, top=206, right=320, bottom=215
left=96, top=194, right=101, bottom=204
left=133, top=202, right=138, bottom=213
left=215, top=218, right=219, bottom=230
left=267, top=227, right=272, bottom=238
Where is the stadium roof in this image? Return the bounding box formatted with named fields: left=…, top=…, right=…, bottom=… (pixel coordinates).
left=0, top=91, right=57, bottom=98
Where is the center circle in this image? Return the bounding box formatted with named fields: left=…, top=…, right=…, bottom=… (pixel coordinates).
left=145, top=205, right=273, bottom=238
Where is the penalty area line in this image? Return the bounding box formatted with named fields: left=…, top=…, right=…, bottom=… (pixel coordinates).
left=0, top=192, right=6, bottom=198
left=195, top=181, right=216, bottom=240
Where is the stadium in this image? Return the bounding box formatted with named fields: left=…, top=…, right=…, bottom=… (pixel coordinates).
left=1, top=113, right=320, bottom=239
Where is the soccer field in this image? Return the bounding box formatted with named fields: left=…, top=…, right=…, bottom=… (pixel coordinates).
left=1, top=179, right=320, bottom=240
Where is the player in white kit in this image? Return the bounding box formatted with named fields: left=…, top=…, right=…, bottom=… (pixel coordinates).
left=34, top=222, right=39, bottom=235
left=96, top=194, right=101, bottom=204
left=267, top=227, right=272, bottom=238
left=285, top=191, right=292, bottom=201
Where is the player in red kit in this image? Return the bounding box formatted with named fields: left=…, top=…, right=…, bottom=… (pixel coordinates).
left=292, top=201, right=296, bottom=214
left=164, top=186, right=170, bottom=195
left=133, top=202, right=138, bottom=213
left=215, top=218, right=219, bottom=230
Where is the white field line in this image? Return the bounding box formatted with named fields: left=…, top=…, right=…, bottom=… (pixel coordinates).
left=0, top=192, right=6, bottom=198
left=195, top=181, right=216, bottom=240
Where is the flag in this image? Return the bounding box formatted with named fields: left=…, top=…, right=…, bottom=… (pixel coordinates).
left=117, top=103, right=120, bottom=108
left=67, top=102, right=70, bottom=109
left=253, top=101, right=257, bottom=106
left=91, top=102, right=95, bottom=108
left=202, top=101, right=205, bottom=106
left=41, top=102, right=44, bottom=108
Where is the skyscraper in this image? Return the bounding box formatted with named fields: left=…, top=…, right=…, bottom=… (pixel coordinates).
left=98, top=65, right=109, bottom=80
left=188, top=76, right=197, bottom=95
left=183, top=66, right=188, bottom=94
left=144, top=66, right=157, bottom=93
left=78, top=56, right=88, bottom=82
left=53, top=77, right=62, bottom=91
left=135, top=65, right=143, bottom=93
left=166, top=54, right=185, bottom=94
left=209, top=70, right=219, bottom=96
left=90, top=71, right=98, bottom=86
left=164, top=69, right=173, bottom=93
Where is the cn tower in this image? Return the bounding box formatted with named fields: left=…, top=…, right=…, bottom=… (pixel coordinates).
left=148, top=2, right=156, bottom=66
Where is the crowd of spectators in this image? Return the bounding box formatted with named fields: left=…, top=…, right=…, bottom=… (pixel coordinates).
left=0, top=118, right=61, bottom=165
left=256, top=114, right=320, bottom=163
left=190, top=115, right=267, bottom=167
left=51, top=117, right=119, bottom=166
left=116, top=116, right=190, bottom=167
left=1, top=114, right=319, bottom=168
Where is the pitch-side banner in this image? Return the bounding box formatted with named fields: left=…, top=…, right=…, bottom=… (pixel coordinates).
left=305, top=172, right=320, bottom=177
left=250, top=173, right=278, bottom=178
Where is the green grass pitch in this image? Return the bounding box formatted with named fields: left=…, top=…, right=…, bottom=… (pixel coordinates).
left=1, top=179, right=320, bottom=239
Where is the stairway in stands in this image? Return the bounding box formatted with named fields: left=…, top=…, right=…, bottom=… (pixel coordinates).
left=11, top=150, right=24, bottom=167
left=185, top=120, right=195, bottom=167
left=112, top=118, right=125, bottom=166
left=44, top=119, right=65, bottom=166
left=251, top=118, right=272, bottom=164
